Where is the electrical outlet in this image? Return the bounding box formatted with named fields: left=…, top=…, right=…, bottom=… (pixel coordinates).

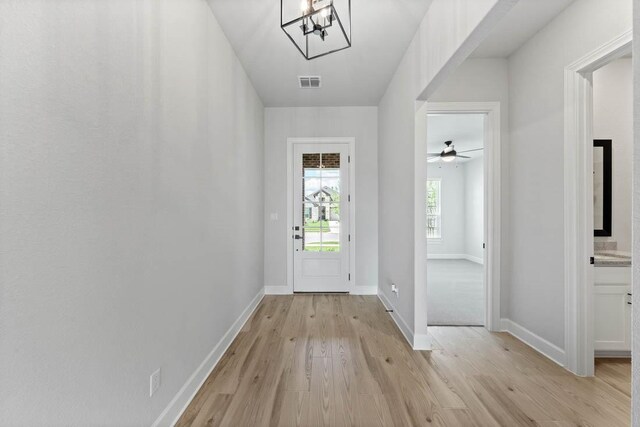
left=150, top=368, right=161, bottom=397
left=391, top=283, right=398, bottom=297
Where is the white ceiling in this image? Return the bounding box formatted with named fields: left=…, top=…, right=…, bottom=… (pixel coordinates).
left=471, top=0, right=575, bottom=58
left=427, top=114, right=484, bottom=162
left=207, top=0, right=433, bottom=107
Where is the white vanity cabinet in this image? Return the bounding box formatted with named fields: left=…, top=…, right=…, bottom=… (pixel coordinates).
left=594, top=267, right=631, bottom=352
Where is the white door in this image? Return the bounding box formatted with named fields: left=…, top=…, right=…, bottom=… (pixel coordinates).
left=293, top=143, right=350, bottom=292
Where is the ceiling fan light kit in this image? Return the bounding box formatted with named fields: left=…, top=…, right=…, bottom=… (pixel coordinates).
left=442, top=153, right=456, bottom=162
left=281, top=0, right=351, bottom=60
left=427, top=140, right=482, bottom=163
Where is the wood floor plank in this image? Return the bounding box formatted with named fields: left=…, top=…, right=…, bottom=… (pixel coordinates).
left=596, top=358, right=631, bottom=397
left=469, top=374, right=538, bottom=426
left=286, top=335, right=314, bottom=392
left=189, top=394, right=233, bottom=427
left=280, top=295, right=306, bottom=338
left=431, top=407, right=477, bottom=427
left=410, top=350, right=467, bottom=409
left=176, top=296, right=631, bottom=427
left=355, top=393, right=393, bottom=427
left=311, top=295, right=335, bottom=358
left=273, top=391, right=310, bottom=427
left=331, top=356, right=356, bottom=426
left=307, top=357, right=336, bottom=426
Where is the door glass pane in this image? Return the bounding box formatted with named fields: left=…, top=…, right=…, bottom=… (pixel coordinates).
left=301, top=153, right=341, bottom=252
left=324, top=203, right=340, bottom=252
left=303, top=203, right=322, bottom=251
left=303, top=153, right=322, bottom=201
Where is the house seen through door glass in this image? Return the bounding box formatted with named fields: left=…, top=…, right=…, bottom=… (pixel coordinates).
left=302, top=153, right=341, bottom=252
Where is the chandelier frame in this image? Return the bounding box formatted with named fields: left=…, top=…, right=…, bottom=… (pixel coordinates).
left=280, top=0, right=352, bottom=60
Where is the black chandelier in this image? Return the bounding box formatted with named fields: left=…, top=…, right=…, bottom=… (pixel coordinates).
left=281, top=0, right=351, bottom=60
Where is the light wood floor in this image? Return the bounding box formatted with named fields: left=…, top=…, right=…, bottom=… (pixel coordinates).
left=177, top=295, right=631, bottom=426
left=595, top=358, right=631, bottom=398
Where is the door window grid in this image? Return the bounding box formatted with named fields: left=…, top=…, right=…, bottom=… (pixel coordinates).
left=302, top=153, right=341, bottom=252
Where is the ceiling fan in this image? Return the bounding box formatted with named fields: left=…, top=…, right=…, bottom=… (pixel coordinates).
left=427, top=141, right=483, bottom=163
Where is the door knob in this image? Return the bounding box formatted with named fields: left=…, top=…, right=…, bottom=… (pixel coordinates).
left=294, top=234, right=303, bottom=240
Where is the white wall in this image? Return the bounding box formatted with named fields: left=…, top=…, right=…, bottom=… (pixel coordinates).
left=429, top=58, right=510, bottom=315
left=0, top=1, right=264, bottom=425
left=464, top=157, right=484, bottom=261
left=264, top=107, right=378, bottom=293
left=378, top=0, right=514, bottom=345
left=427, top=164, right=465, bottom=255
left=632, top=0, right=639, bottom=423
left=593, top=58, right=633, bottom=252
left=508, top=0, right=632, bottom=349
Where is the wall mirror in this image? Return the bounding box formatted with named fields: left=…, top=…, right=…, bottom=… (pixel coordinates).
left=593, top=139, right=612, bottom=236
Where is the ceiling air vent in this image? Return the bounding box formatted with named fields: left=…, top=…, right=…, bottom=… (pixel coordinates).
left=299, top=76, right=321, bottom=89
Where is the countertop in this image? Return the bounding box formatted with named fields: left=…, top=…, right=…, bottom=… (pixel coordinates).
left=594, top=250, right=632, bottom=267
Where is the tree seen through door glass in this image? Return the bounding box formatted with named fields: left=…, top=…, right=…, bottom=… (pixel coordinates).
left=302, top=153, right=341, bottom=252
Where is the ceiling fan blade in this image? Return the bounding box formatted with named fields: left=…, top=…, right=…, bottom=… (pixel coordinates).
left=427, top=157, right=441, bottom=163
left=456, top=155, right=471, bottom=159
left=458, top=148, right=484, bottom=154
left=427, top=153, right=441, bottom=156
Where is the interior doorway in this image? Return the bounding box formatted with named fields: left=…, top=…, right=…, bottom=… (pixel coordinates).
left=564, top=30, right=632, bottom=377
left=287, top=138, right=354, bottom=293
left=421, top=102, right=502, bottom=332
left=426, top=114, right=485, bottom=326
left=589, top=55, right=632, bottom=387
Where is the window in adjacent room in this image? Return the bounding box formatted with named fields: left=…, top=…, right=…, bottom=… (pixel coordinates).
left=427, top=179, right=441, bottom=239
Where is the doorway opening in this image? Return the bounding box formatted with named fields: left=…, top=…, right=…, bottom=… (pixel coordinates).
left=286, top=138, right=355, bottom=293
left=419, top=102, right=501, bottom=335
left=426, top=114, right=485, bottom=326
left=590, top=54, right=632, bottom=386
left=564, top=30, right=632, bottom=377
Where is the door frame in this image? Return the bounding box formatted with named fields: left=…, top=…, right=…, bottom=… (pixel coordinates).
left=423, top=102, right=502, bottom=332
left=564, top=30, right=632, bottom=377
left=285, top=137, right=356, bottom=294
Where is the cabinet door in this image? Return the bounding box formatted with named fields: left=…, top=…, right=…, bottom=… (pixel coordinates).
left=594, top=285, right=631, bottom=351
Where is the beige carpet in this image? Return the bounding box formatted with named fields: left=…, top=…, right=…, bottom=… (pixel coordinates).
left=427, top=259, right=484, bottom=326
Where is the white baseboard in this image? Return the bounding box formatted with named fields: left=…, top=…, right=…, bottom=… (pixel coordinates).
left=265, top=285, right=378, bottom=295
left=465, top=255, right=483, bottom=265
left=351, top=286, right=378, bottom=295
left=264, top=285, right=291, bottom=295
left=500, top=318, right=566, bottom=367
left=152, top=289, right=265, bottom=427
left=413, top=334, right=433, bottom=350
left=594, top=350, right=631, bottom=358
left=427, top=254, right=484, bottom=265
left=377, top=292, right=415, bottom=348
left=427, top=253, right=467, bottom=260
